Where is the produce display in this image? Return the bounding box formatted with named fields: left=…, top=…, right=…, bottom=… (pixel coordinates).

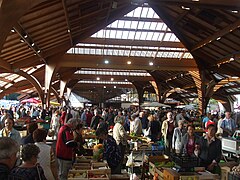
left=155, top=161, right=175, bottom=168
left=68, top=171, right=88, bottom=179
left=93, top=144, right=103, bottom=161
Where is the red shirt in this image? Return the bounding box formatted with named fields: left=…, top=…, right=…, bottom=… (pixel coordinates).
left=60, top=111, right=66, bottom=126
left=56, top=125, right=74, bottom=160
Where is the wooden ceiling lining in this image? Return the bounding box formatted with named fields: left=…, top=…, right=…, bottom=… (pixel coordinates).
left=20, top=1, right=62, bottom=24
left=36, top=31, right=69, bottom=46
left=39, top=35, right=70, bottom=50
left=23, top=12, right=66, bottom=34
left=5, top=51, right=35, bottom=64
left=31, top=24, right=68, bottom=43
left=1, top=41, right=29, bottom=56
left=1, top=47, right=32, bottom=62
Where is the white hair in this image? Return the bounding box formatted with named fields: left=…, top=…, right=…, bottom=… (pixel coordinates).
left=0, top=137, right=19, bottom=159
left=66, top=118, right=79, bottom=129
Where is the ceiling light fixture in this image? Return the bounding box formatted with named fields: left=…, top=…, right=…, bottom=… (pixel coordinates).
left=20, top=39, right=24, bottom=43
left=192, top=0, right=199, bottom=1
left=67, top=29, right=70, bottom=33
left=125, top=79, right=128, bottom=81
left=216, top=37, right=221, bottom=40
left=104, top=86, right=106, bottom=88
left=104, top=60, right=109, bottom=64
left=231, top=10, right=238, bottom=14
left=96, top=77, right=100, bottom=80
left=31, top=43, right=35, bottom=46
left=114, top=86, right=116, bottom=88
left=149, top=62, right=154, bottom=66
left=11, top=29, right=15, bottom=33
left=232, top=76, right=239, bottom=79
left=127, top=61, right=131, bottom=65
left=37, top=50, right=41, bottom=53
left=230, top=57, right=234, bottom=61
left=181, top=6, right=190, bottom=10
left=111, top=78, right=114, bottom=81
left=24, top=34, right=28, bottom=38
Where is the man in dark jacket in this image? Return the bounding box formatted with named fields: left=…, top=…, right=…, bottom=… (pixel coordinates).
left=0, top=137, right=19, bottom=180
left=197, top=124, right=221, bottom=173
left=90, top=111, right=104, bottom=130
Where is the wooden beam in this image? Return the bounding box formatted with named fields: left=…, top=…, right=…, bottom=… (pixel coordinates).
left=54, top=54, right=197, bottom=71
left=61, top=0, right=73, bottom=46
left=149, top=0, right=240, bottom=9
left=190, top=19, right=240, bottom=52
left=73, top=44, right=186, bottom=53
left=72, top=74, right=153, bottom=81
left=79, top=37, right=185, bottom=48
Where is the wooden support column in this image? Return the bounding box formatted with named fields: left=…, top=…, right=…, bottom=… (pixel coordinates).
left=132, top=82, right=144, bottom=106
left=51, top=87, right=61, bottom=104
left=149, top=81, right=161, bottom=102
left=44, top=63, right=57, bottom=109
left=189, top=70, right=210, bottom=114
left=60, top=80, right=67, bottom=102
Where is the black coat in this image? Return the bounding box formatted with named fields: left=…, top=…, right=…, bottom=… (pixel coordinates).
left=198, top=136, right=222, bottom=167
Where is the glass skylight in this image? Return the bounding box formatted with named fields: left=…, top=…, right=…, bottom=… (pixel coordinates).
left=67, top=4, right=193, bottom=59
left=78, top=80, right=132, bottom=85
left=75, top=69, right=151, bottom=76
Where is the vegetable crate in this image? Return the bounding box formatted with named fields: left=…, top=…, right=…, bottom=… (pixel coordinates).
left=68, top=170, right=88, bottom=180
left=72, top=163, right=91, bottom=170
left=75, top=156, right=93, bottom=163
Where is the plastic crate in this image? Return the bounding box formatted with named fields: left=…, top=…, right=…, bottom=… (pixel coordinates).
left=171, top=154, right=199, bottom=168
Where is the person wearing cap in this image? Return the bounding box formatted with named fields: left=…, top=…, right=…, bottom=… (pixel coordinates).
left=196, top=124, right=221, bottom=173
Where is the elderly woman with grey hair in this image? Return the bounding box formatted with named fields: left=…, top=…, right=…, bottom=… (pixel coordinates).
left=113, top=112, right=128, bottom=171
left=56, top=118, right=79, bottom=180
left=172, top=120, right=187, bottom=153
left=0, top=137, right=19, bottom=180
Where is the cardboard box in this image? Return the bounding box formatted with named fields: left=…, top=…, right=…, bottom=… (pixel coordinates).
left=163, top=168, right=179, bottom=180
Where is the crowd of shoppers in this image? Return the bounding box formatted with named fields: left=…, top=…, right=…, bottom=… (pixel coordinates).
left=0, top=103, right=239, bottom=179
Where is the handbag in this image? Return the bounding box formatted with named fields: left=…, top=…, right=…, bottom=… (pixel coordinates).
left=36, top=164, right=42, bottom=180
left=145, top=127, right=151, bottom=136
